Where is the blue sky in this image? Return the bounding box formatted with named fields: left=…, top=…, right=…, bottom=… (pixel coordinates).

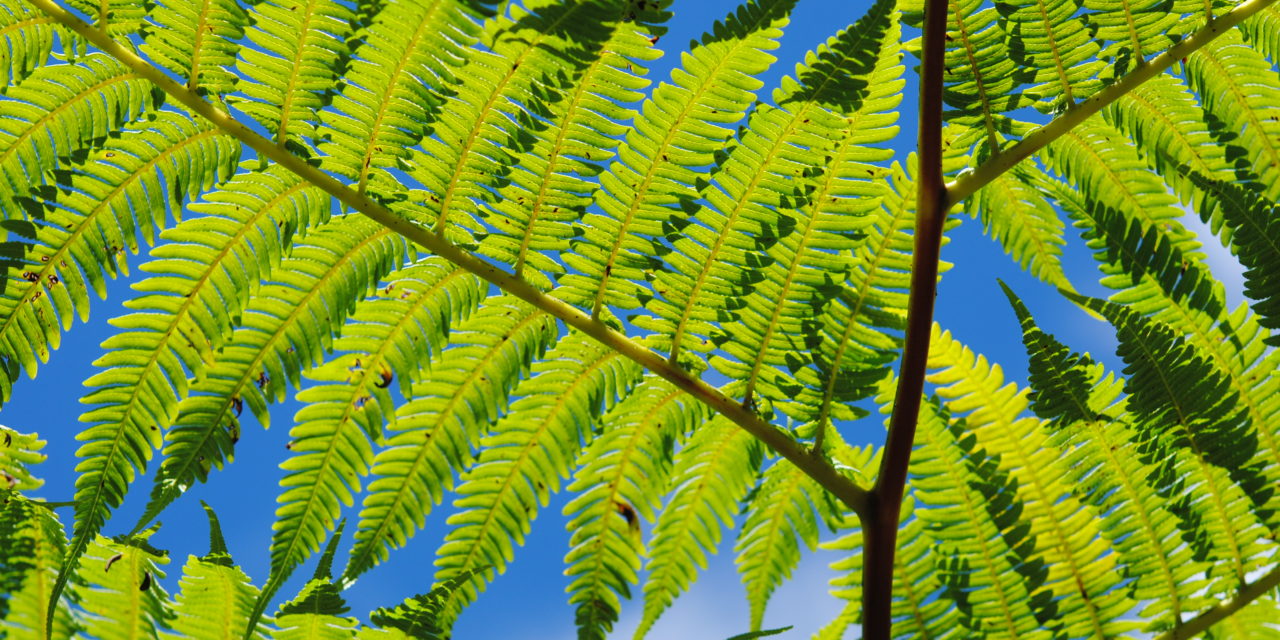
left=0, top=0, right=1250, bottom=638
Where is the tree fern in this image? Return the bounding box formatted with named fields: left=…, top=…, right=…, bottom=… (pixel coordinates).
left=4, top=0, right=1280, bottom=637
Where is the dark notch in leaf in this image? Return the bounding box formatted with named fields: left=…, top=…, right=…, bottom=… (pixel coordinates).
left=998, top=281, right=1097, bottom=426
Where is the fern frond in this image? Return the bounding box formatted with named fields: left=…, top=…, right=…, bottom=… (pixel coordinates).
left=403, top=0, right=626, bottom=240
left=435, top=330, right=644, bottom=628
left=1186, top=30, right=1280, bottom=196
left=1005, top=288, right=1216, bottom=628
left=709, top=7, right=903, bottom=414
left=0, top=112, right=237, bottom=384
left=141, top=0, right=246, bottom=95
left=797, top=163, right=919, bottom=440
left=346, top=296, right=557, bottom=581
left=134, top=165, right=332, bottom=529
left=233, top=0, right=355, bottom=145
left=64, top=0, right=145, bottom=37
left=997, top=0, right=1105, bottom=112
left=1240, top=6, right=1280, bottom=59
left=1068, top=292, right=1279, bottom=592
left=886, top=500, right=958, bottom=639
left=0, top=0, right=70, bottom=87
left=77, top=533, right=173, bottom=640
left=1178, top=170, right=1280, bottom=345
left=965, top=163, right=1070, bottom=289
left=482, top=5, right=661, bottom=288
left=927, top=325, right=1136, bottom=637
left=908, top=394, right=1055, bottom=638
left=364, top=566, right=489, bottom=640
left=734, top=461, right=830, bottom=631
left=0, top=426, right=45, bottom=492
left=638, top=0, right=897, bottom=368
left=1102, top=72, right=1233, bottom=208
left=0, top=53, right=156, bottom=217
left=560, top=0, right=796, bottom=314
left=936, top=0, right=1023, bottom=145
left=318, top=0, right=479, bottom=195
left=0, top=498, right=77, bottom=639
left=272, top=522, right=352, bottom=639
left=249, top=218, right=412, bottom=619
left=164, top=504, right=268, bottom=640
left=636, top=417, right=763, bottom=639
left=1205, top=597, right=1280, bottom=640
left=1083, top=0, right=1194, bottom=66
left=562, top=376, right=694, bottom=640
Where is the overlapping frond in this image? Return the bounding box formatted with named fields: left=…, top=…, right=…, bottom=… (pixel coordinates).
left=77, top=533, right=172, bottom=640
left=403, top=0, right=630, bottom=242
left=996, top=0, right=1104, bottom=112
left=1186, top=30, right=1280, bottom=197
left=709, top=5, right=902, bottom=415
left=0, top=426, right=44, bottom=492
left=1004, top=285, right=1216, bottom=629
left=0, top=112, right=238, bottom=387
left=346, top=296, right=557, bottom=581
left=927, top=325, right=1135, bottom=637
left=1067, top=292, right=1279, bottom=592
left=964, top=163, right=1070, bottom=289
left=562, top=376, right=694, bottom=639
left=636, top=0, right=897, bottom=368
left=908, top=394, right=1054, bottom=639
left=164, top=504, right=268, bottom=640
left=317, top=0, right=480, bottom=195
left=272, top=524, right=356, bottom=640
left=636, top=417, right=763, bottom=638
left=0, top=498, right=77, bottom=639
left=141, top=0, right=246, bottom=96
left=560, top=0, right=796, bottom=313
left=0, top=53, right=155, bottom=217
left=435, top=330, right=644, bottom=630
left=482, top=5, right=662, bottom=288
left=234, top=0, right=355, bottom=145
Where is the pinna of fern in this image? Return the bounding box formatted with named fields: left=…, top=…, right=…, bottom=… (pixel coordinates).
left=0, top=0, right=1279, bottom=638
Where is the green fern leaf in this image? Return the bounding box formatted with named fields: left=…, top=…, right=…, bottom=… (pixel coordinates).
left=636, top=0, right=898, bottom=367
left=0, top=0, right=71, bottom=87
left=636, top=417, right=763, bottom=638
left=965, top=163, right=1070, bottom=289
left=908, top=394, right=1055, bottom=638
left=560, top=0, right=796, bottom=314
left=1084, top=0, right=1197, bottom=67
left=64, top=0, right=146, bottom=37
left=482, top=3, right=662, bottom=288
left=0, top=112, right=238, bottom=389
left=141, top=0, right=246, bottom=96
left=164, top=504, right=268, bottom=640
left=996, top=0, right=1105, bottom=112
left=1186, top=31, right=1280, bottom=196
left=562, top=377, right=696, bottom=640
left=77, top=533, right=173, bottom=640
left=887, top=499, right=959, bottom=639
left=435, top=330, right=644, bottom=628
left=1067, top=292, right=1279, bottom=592
left=346, top=296, right=557, bottom=581
left=364, top=566, right=488, bottom=640
left=0, top=53, right=157, bottom=217
left=709, top=4, right=902, bottom=414
left=933, top=0, right=1023, bottom=145
left=134, top=165, right=333, bottom=530
left=248, top=218, right=412, bottom=623
left=0, top=426, right=45, bottom=493
left=798, top=163, right=921, bottom=439
left=733, top=461, right=830, bottom=631
left=0, top=498, right=77, bottom=639
left=1177, top=170, right=1280, bottom=345
left=927, top=325, right=1137, bottom=637
left=1240, top=6, right=1280, bottom=60
left=318, top=0, right=479, bottom=195
left=233, top=0, right=355, bottom=144
left=401, top=0, right=625, bottom=241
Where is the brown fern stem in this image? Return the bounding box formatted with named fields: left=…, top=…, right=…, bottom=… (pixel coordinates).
left=860, top=0, right=949, bottom=637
